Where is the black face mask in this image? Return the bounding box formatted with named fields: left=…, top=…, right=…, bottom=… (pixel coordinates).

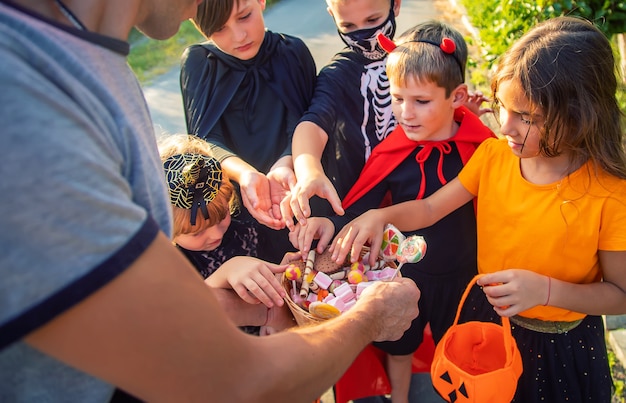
left=337, top=6, right=397, bottom=60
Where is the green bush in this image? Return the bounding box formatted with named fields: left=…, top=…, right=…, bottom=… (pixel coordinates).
left=462, top=0, right=626, bottom=111
left=463, top=0, right=626, bottom=70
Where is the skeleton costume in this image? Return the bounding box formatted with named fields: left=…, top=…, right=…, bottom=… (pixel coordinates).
left=299, top=1, right=398, bottom=216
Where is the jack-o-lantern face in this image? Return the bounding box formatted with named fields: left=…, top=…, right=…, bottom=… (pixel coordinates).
left=435, top=370, right=469, bottom=402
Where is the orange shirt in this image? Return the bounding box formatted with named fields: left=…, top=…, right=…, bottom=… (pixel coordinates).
left=459, top=138, right=626, bottom=321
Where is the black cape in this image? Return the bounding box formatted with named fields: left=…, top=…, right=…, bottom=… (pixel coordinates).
left=180, top=30, right=316, bottom=141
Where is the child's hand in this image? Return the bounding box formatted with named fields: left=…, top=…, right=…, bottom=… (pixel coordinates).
left=280, top=172, right=344, bottom=231
left=279, top=251, right=303, bottom=265
left=330, top=209, right=387, bottom=266
left=266, top=166, right=296, bottom=223
left=239, top=171, right=285, bottom=230
left=205, top=256, right=287, bottom=308
left=466, top=91, right=494, bottom=117
left=477, top=269, right=551, bottom=316
left=287, top=217, right=335, bottom=258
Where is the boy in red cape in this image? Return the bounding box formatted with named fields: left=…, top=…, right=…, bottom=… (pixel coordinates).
left=289, top=21, right=495, bottom=402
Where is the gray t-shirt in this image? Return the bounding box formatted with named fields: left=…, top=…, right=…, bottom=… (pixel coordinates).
left=0, top=3, right=172, bottom=401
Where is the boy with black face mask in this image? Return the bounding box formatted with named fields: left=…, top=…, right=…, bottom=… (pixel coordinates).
left=283, top=0, right=402, bottom=227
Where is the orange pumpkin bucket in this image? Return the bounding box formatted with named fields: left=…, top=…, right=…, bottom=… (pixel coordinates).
left=431, top=274, right=523, bottom=403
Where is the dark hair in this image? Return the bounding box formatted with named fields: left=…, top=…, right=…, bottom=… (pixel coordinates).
left=192, top=0, right=239, bottom=38
left=385, top=20, right=468, bottom=97
left=491, top=16, right=626, bottom=179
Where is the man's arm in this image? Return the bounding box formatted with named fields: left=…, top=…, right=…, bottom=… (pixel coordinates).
left=25, top=232, right=419, bottom=402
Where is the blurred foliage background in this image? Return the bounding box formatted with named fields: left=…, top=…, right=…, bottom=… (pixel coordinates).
left=461, top=0, right=626, bottom=110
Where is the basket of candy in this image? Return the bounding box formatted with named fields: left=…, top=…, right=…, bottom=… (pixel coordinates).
left=282, top=226, right=427, bottom=326
left=282, top=247, right=399, bottom=326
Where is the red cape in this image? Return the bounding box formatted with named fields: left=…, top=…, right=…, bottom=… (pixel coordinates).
left=342, top=106, right=495, bottom=209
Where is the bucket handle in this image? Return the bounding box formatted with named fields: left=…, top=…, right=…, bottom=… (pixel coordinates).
left=452, top=274, right=516, bottom=368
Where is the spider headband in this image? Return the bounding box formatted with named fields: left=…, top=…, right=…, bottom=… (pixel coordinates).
left=163, top=153, right=222, bottom=225
left=377, top=33, right=464, bottom=81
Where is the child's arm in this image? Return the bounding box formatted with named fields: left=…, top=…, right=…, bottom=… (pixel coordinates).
left=478, top=251, right=626, bottom=317
left=331, top=178, right=474, bottom=266
left=204, top=256, right=287, bottom=308
left=287, top=217, right=336, bottom=259
left=283, top=121, right=344, bottom=230
left=221, top=156, right=284, bottom=230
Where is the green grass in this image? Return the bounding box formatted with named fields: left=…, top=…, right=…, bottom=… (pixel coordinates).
left=608, top=346, right=626, bottom=402
left=128, top=0, right=280, bottom=85
left=128, top=20, right=204, bottom=85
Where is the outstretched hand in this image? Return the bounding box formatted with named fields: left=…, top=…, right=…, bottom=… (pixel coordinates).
left=239, top=171, right=285, bottom=230
left=266, top=165, right=296, bottom=222
left=329, top=209, right=387, bottom=267
left=288, top=217, right=336, bottom=259
left=280, top=173, right=344, bottom=231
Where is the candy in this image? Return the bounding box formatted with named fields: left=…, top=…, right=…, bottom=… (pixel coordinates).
left=348, top=270, right=365, bottom=284
left=329, top=279, right=343, bottom=293
left=356, top=281, right=375, bottom=298
left=333, top=282, right=356, bottom=303
left=300, top=250, right=316, bottom=298
left=308, top=301, right=341, bottom=319
left=381, top=223, right=406, bottom=261
left=397, top=235, right=427, bottom=264
left=313, top=271, right=333, bottom=289
left=285, top=264, right=302, bottom=280
left=390, top=235, right=427, bottom=280
left=285, top=264, right=302, bottom=298
left=326, top=297, right=347, bottom=312
left=350, top=261, right=366, bottom=272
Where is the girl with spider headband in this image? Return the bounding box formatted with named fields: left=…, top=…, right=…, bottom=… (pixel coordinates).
left=289, top=21, right=495, bottom=402
left=330, top=16, right=626, bottom=402
left=159, top=134, right=296, bottom=336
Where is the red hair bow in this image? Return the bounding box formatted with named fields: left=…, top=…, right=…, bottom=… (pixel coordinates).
left=377, top=32, right=396, bottom=53
left=376, top=32, right=457, bottom=55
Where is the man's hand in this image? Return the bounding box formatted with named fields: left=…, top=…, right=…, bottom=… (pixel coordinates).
left=354, top=278, right=420, bottom=342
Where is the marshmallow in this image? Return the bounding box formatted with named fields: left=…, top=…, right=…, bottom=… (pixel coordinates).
left=313, top=271, right=333, bottom=289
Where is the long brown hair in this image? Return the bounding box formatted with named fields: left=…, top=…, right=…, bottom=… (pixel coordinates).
left=491, top=16, right=626, bottom=179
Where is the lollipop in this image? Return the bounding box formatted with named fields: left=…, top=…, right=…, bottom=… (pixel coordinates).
left=397, top=235, right=427, bottom=264
left=391, top=235, right=427, bottom=280
left=381, top=223, right=406, bottom=261
left=285, top=264, right=302, bottom=298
